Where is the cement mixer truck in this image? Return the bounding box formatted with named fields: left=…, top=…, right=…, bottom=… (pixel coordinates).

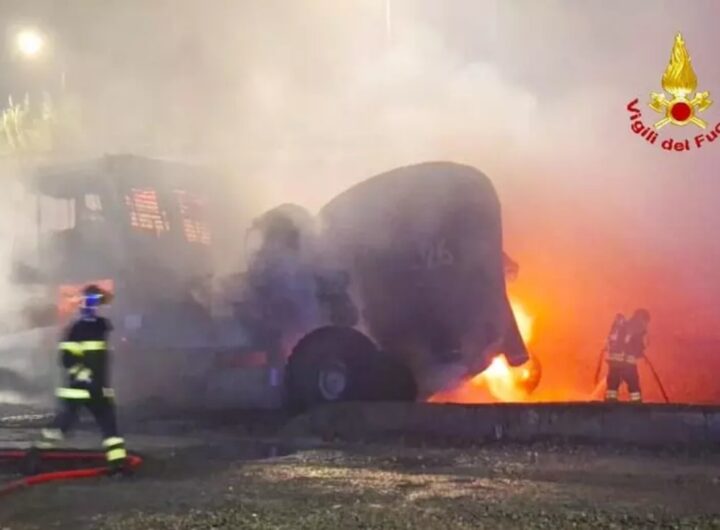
left=0, top=156, right=532, bottom=411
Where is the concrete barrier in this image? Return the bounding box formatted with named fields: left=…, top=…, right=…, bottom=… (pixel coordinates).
left=282, top=402, right=720, bottom=447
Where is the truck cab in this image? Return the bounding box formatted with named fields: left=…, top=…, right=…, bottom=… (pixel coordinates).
left=25, top=155, right=215, bottom=297
left=5, top=155, right=277, bottom=409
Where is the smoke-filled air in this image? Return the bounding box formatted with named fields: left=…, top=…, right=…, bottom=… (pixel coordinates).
left=1, top=0, right=720, bottom=407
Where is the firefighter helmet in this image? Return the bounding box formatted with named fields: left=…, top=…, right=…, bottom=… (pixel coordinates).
left=82, top=284, right=112, bottom=307
left=632, top=308, right=651, bottom=323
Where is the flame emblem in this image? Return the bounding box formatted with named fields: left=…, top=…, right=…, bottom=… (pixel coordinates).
left=649, top=33, right=712, bottom=129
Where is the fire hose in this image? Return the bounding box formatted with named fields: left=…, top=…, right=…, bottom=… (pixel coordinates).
left=0, top=448, right=143, bottom=495
left=593, top=349, right=670, bottom=403
left=643, top=356, right=670, bottom=403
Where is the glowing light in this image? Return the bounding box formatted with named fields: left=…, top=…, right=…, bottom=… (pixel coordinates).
left=16, top=29, right=45, bottom=58
left=470, top=355, right=519, bottom=402
left=429, top=295, right=541, bottom=404
left=482, top=298, right=540, bottom=400
left=510, top=298, right=534, bottom=344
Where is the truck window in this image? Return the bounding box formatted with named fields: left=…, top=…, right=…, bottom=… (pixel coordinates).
left=123, top=186, right=212, bottom=246
left=174, top=189, right=211, bottom=245
left=124, top=187, right=170, bottom=236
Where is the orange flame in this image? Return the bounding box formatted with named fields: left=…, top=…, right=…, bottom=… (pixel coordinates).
left=471, top=297, right=539, bottom=401
left=472, top=355, right=524, bottom=402
left=510, top=298, right=533, bottom=344
left=429, top=296, right=540, bottom=403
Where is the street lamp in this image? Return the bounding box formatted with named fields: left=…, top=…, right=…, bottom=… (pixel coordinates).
left=16, top=28, right=45, bottom=59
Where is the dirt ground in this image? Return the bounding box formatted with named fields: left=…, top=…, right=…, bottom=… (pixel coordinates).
left=0, top=411, right=719, bottom=530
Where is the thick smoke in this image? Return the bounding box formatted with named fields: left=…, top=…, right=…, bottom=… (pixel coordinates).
left=1, top=0, right=720, bottom=403
left=0, top=158, right=55, bottom=403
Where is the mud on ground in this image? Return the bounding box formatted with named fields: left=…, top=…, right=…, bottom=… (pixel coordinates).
left=0, top=414, right=719, bottom=530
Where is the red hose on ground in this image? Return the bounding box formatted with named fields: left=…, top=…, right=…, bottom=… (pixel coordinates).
left=0, top=449, right=143, bottom=495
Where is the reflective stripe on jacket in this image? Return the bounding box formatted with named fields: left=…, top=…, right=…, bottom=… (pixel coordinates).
left=55, top=386, right=115, bottom=400
left=59, top=341, right=108, bottom=356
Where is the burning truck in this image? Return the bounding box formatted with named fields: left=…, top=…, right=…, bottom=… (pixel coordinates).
left=0, top=156, right=537, bottom=410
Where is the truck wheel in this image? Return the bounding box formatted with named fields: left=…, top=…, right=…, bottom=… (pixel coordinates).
left=286, top=326, right=398, bottom=411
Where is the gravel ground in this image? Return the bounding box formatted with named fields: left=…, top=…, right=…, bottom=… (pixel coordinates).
left=1, top=434, right=719, bottom=530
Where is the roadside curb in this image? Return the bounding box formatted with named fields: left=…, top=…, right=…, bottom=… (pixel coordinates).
left=281, top=402, right=720, bottom=447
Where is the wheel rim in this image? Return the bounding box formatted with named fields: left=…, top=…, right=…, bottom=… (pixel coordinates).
left=318, top=361, right=347, bottom=401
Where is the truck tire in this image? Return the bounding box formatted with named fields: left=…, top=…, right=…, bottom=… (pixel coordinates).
left=286, top=326, right=416, bottom=411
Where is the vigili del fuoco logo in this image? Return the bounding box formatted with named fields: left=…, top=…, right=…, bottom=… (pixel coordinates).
left=627, top=33, right=717, bottom=152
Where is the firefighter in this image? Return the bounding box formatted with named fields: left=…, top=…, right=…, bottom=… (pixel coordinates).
left=603, top=313, right=626, bottom=401
left=605, top=309, right=650, bottom=402
left=39, top=285, right=127, bottom=472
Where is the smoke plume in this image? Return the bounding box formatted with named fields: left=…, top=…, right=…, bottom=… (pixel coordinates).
left=1, top=0, right=719, bottom=403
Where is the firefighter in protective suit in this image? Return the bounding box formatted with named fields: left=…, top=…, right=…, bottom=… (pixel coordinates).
left=605, top=309, right=650, bottom=402
left=40, top=285, right=127, bottom=471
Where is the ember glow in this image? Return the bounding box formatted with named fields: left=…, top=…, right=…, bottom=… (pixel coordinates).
left=429, top=297, right=541, bottom=404
left=510, top=299, right=534, bottom=344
